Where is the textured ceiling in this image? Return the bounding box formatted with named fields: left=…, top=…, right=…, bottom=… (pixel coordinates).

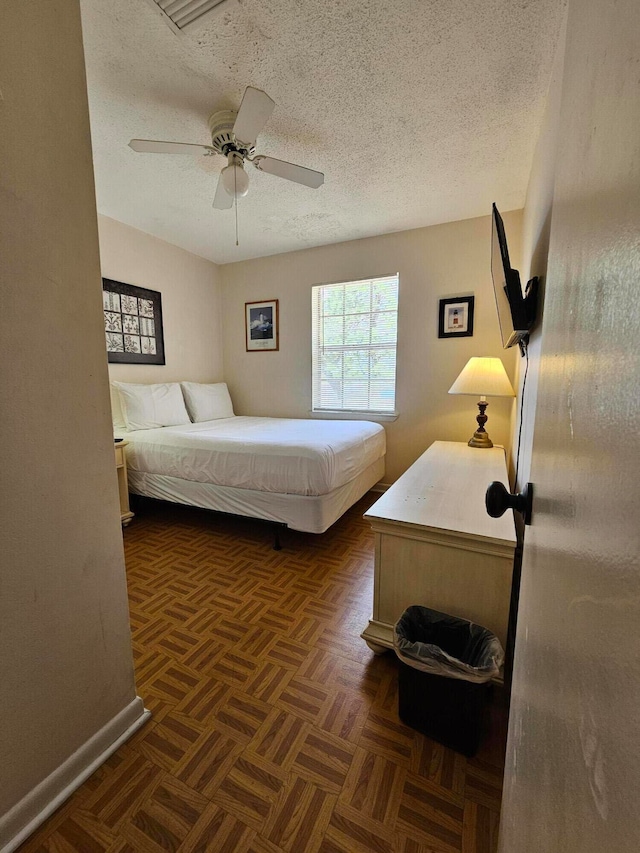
left=79, top=0, right=565, bottom=264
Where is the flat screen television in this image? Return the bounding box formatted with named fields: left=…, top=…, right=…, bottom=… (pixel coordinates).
left=491, top=203, right=538, bottom=349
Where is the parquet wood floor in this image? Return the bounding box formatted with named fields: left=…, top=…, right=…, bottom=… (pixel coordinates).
left=19, top=494, right=507, bottom=853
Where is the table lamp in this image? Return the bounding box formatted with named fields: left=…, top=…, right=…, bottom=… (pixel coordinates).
left=448, top=357, right=515, bottom=448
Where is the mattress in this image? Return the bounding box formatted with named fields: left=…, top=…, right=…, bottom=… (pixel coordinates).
left=120, top=416, right=385, bottom=496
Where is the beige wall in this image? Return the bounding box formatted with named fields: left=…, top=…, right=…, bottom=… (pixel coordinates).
left=220, top=214, right=520, bottom=483
left=0, top=3, right=143, bottom=848
left=510, top=10, right=567, bottom=489
left=100, top=216, right=223, bottom=386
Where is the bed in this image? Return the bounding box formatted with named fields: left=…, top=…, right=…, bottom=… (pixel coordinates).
left=111, top=381, right=386, bottom=536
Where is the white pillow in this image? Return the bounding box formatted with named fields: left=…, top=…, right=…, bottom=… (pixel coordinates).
left=113, top=382, right=191, bottom=431
left=180, top=382, right=234, bottom=422
left=110, top=383, right=127, bottom=432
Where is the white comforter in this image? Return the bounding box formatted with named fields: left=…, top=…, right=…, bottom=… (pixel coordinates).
left=121, top=416, right=385, bottom=496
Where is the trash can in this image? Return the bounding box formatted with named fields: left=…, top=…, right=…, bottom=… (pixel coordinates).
left=394, top=606, right=504, bottom=756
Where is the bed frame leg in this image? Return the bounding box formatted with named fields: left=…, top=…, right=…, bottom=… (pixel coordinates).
left=273, top=524, right=285, bottom=551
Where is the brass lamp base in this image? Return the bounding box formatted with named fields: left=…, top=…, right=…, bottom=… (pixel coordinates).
left=468, top=399, right=493, bottom=448
left=468, top=430, right=493, bottom=448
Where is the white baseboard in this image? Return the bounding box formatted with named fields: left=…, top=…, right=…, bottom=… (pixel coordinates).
left=0, top=697, right=150, bottom=853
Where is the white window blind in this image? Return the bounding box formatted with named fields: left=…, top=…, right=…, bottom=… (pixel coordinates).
left=312, top=274, right=399, bottom=413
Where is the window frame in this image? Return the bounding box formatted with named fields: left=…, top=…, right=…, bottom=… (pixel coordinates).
left=311, top=273, right=399, bottom=417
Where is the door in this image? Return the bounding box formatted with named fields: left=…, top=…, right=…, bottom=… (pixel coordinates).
left=498, top=1, right=640, bottom=850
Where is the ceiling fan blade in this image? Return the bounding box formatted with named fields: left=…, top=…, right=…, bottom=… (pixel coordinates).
left=253, top=155, right=324, bottom=189
left=232, top=87, right=275, bottom=147
left=129, top=139, right=215, bottom=155
left=212, top=173, right=233, bottom=209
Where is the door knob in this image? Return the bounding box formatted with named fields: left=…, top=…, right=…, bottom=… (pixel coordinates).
left=485, top=481, right=533, bottom=525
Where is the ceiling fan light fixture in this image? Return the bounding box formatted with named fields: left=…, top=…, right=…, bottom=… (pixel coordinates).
left=221, top=162, right=249, bottom=198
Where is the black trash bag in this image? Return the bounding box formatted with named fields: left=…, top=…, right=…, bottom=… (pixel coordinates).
left=394, top=605, right=503, bottom=683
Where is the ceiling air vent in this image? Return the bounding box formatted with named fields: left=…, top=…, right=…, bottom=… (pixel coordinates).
left=144, top=0, right=230, bottom=34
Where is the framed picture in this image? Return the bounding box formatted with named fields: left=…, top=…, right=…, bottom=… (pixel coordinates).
left=245, top=299, right=279, bottom=352
left=438, top=295, right=475, bottom=338
left=103, top=279, right=165, bottom=364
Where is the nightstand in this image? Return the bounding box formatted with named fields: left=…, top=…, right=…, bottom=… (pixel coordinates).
left=115, top=441, right=134, bottom=527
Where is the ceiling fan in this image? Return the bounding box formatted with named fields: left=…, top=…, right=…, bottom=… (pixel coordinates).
left=129, top=87, right=324, bottom=210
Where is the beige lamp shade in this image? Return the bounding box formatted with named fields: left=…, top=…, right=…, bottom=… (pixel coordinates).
left=448, top=357, right=515, bottom=398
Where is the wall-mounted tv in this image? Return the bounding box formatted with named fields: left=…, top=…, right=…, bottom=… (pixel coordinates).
left=491, top=203, right=538, bottom=349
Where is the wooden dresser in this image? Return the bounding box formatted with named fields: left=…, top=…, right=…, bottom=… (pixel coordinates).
left=361, top=440, right=516, bottom=653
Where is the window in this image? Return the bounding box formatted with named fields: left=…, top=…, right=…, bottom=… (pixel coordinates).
left=311, top=274, right=399, bottom=414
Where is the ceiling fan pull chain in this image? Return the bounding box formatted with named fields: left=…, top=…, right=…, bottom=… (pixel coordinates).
left=234, top=167, right=239, bottom=247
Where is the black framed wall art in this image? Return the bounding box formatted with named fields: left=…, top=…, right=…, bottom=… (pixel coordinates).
left=438, top=295, right=475, bottom=338
left=102, top=278, right=165, bottom=364
left=245, top=299, right=279, bottom=352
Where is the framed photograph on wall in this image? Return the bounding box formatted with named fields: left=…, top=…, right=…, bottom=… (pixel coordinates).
left=245, top=299, right=279, bottom=352
left=438, top=295, right=475, bottom=338
left=102, top=278, right=165, bottom=364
